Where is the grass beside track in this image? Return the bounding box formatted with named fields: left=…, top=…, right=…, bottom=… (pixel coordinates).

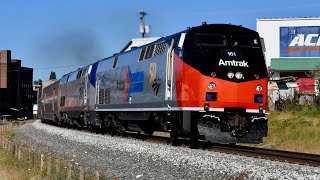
left=256, top=106, right=320, bottom=154
left=0, top=151, right=42, bottom=180
left=0, top=144, right=40, bottom=180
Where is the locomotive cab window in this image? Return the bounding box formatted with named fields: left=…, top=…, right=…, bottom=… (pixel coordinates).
left=231, top=35, right=260, bottom=47
left=195, top=34, right=227, bottom=47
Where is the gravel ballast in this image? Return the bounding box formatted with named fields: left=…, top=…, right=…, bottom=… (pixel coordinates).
left=14, top=120, right=320, bottom=179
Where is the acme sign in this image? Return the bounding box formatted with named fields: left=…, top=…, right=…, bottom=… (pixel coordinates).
left=218, top=59, right=249, bottom=67
left=288, top=34, right=320, bottom=47
left=280, top=26, right=320, bottom=57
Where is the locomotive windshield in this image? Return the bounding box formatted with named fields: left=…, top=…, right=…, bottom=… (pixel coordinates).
left=195, top=34, right=227, bottom=47
left=183, top=25, right=268, bottom=82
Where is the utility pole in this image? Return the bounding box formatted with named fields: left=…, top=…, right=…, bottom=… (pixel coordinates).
left=139, top=11, right=148, bottom=38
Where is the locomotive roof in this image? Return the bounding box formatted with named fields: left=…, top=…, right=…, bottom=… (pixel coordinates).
left=59, top=23, right=257, bottom=81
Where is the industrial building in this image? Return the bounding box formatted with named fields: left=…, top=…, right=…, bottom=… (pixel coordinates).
left=257, top=17, right=320, bottom=107
left=0, top=50, right=33, bottom=119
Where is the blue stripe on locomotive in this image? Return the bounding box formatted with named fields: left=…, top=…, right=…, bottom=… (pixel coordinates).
left=89, top=62, right=98, bottom=87
left=126, top=66, right=144, bottom=102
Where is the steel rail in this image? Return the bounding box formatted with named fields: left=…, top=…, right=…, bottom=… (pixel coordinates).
left=208, top=144, right=320, bottom=167
left=135, top=134, right=320, bottom=167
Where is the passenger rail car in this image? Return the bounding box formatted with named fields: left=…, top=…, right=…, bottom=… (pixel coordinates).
left=58, top=65, right=97, bottom=127
left=40, top=23, right=268, bottom=145
left=39, top=81, right=59, bottom=122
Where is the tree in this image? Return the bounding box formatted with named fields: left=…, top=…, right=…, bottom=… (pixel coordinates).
left=310, top=64, right=320, bottom=97
left=34, top=79, right=42, bottom=85
left=49, top=71, right=57, bottom=80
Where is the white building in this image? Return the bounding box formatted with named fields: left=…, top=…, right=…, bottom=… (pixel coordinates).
left=257, top=17, right=320, bottom=107
left=257, top=17, right=320, bottom=68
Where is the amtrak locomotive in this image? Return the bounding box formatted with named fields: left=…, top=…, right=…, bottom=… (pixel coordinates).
left=39, top=23, right=268, bottom=146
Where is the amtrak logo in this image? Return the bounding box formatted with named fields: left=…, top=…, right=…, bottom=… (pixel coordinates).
left=152, top=82, right=161, bottom=96
left=218, top=59, right=249, bottom=67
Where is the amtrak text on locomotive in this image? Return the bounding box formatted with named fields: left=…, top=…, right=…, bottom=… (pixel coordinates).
left=218, top=59, right=249, bottom=67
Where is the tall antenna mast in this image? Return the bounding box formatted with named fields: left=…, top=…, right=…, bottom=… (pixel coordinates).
left=139, top=11, right=150, bottom=38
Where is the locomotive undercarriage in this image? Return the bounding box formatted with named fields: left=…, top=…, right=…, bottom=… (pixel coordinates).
left=92, top=109, right=267, bottom=146
left=94, top=112, right=174, bottom=136
left=41, top=107, right=267, bottom=146
left=198, top=109, right=268, bottom=144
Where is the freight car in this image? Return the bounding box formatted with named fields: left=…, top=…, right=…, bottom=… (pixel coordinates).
left=39, top=23, right=268, bottom=146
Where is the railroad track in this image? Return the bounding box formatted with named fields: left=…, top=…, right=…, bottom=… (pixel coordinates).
left=208, top=143, right=320, bottom=167
left=43, top=122, right=320, bottom=167
left=132, top=133, right=320, bottom=167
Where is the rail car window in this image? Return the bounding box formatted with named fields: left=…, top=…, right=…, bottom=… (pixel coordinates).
left=60, top=74, right=69, bottom=84
left=231, top=35, right=260, bottom=47
left=195, top=34, right=227, bottom=47
left=68, top=71, right=78, bottom=82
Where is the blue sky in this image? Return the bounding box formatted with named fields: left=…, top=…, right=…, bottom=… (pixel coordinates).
left=1, top=0, right=320, bottom=81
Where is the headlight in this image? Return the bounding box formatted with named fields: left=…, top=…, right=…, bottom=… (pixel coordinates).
left=208, top=82, right=216, bottom=90
left=235, top=72, right=243, bottom=79
left=227, top=71, right=234, bottom=79
left=256, top=84, right=262, bottom=91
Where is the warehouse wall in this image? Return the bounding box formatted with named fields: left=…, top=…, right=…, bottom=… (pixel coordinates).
left=256, top=18, right=320, bottom=67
